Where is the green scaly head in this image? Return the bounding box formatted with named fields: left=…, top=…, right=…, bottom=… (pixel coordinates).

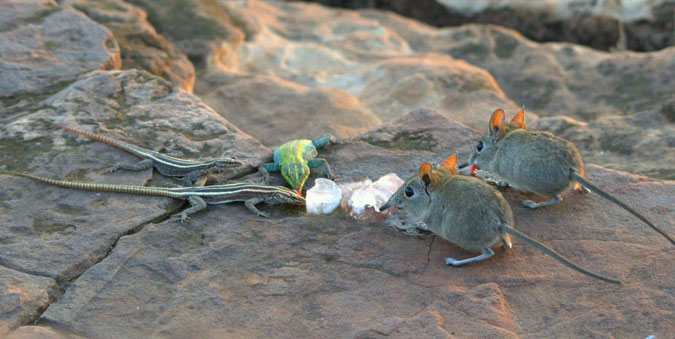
left=281, top=163, right=311, bottom=195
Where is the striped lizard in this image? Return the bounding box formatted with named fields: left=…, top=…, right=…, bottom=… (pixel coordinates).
left=53, top=123, right=244, bottom=186
left=6, top=172, right=305, bottom=222
left=259, top=134, right=336, bottom=195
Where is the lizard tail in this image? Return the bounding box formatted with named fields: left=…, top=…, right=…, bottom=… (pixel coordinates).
left=570, top=170, right=674, bottom=246
left=5, top=172, right=178, bottom=198
left=52, top=122, right=135, bottom=153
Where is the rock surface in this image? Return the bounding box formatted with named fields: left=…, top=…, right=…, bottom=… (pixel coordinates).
left=28, top=108, right=674, bottom=338
left=0, top=267, right=57, bottom=335
left=0, top=0, right=121, bottom=117
left=186, top=1, right=674, bottom=178
left=1, top=0, right=673, bottom=337
left=0, top=69, right=269, bottom=303
left=196, top=72, right=382, bottom=146
left=533, top=111, right=675, bottom=180
left=4, top=325, right=72, bottom=339
left=61, top=0, right=196, bottom=92
left=302, top=0, right=675, bottom=51
left=66, top=0, right=670, bottom=178
left=124, top=0, right=246, bottom=60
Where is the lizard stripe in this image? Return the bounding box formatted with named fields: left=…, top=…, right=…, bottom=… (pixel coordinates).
left=58, top=123, right=209, bottom=168
left=269, top=135, right=334, bottom=192
left=7, top=173, right=303, bottom=202
left=294, top=140, right=305, bottom=162
left=294, top=164, right=301, bottom=186
left=54, top=123, right=143, bottom=157
left=278, top=140, right=312, bottom=164
left=53, top=123, right=242, bottom=178
left=4, top=172, right=304, bottom=221
left=9, top=173, right=176, bottom=198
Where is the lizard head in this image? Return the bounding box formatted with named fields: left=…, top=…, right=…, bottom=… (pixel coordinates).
left=214, top=157, right=245, bottom=169
left=281, top=163, right=311, bottom=193
left=273, top=186, right=306, bottom=205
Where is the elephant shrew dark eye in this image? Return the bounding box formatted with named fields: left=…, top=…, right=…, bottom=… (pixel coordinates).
left=476, top=141, right=484, bottom=152
left=404, top=186, right=414, bottom=197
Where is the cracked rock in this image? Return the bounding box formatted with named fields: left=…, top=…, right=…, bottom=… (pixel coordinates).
left=25, top=108, right=675, bottom=338
left=61, top=0, right=196, bottom=92
left=0, top=267, right=57, bottom=334
left=0, top=0, right=121, bottom=114
left=0, top=69, right=268, bottom=283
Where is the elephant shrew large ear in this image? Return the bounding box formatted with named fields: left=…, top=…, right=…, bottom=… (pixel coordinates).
left=489, top=109, right=506, bottom=138
left=439, top=152, right=458, bottom=175
left=510, top=109, right=526, bottom=129
left=419, top=163, right=436, bottom=188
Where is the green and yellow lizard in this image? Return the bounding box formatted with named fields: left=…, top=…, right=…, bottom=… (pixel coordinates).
left=258, top=134, right=336, bottom=195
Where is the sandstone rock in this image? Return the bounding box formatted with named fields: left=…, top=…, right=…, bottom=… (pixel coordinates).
left=362, top=10, right=675, bottom=122
left=2, top=1, right=672, bottom=335
left=207, top=1, right=672, bottom=178
left=4, top=326, right=73, bottom=339
left=351, top=54, right=518, bottom=123
left=0, top=69, right=269, bottom=283
left=430, top=27, right=675, bottom=123
left=125, top=0, right=246, bottom=60
left=0, top=0, right=121, bottom=114
left=357, top=310, right=454, bottom=338
left=33, top=109, right=674, bottom=337
left=0, top=267, right=57, bottom=333
left=196, top=1, right=520, bottom=133
left=61, top=0, right=196, bottom=92
left=0, top=0, right=57, bottom=31
left=533, top=111, right=675, bottom=180
left=305, top=0, right=675, bottom=51
left=197, top=72, right=381, bottom=146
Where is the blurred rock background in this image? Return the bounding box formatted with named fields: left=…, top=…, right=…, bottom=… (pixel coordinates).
left=301, top=0, right=675, bottom=51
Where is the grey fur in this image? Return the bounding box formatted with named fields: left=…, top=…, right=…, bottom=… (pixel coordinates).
left=468, top=109, right=674, bottom=245
left=381, top=160, right=620, bottom=284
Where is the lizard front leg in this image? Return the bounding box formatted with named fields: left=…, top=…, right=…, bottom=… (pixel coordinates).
left=311, top=133, right=336, bottom=149
left=170, top=195, right=207, bottom=222
left=157, top=138, right=184, bottom=158
left=244, top=197, right=269, bottom=217
left=307, top=158, right=335, bottom=179
left=257, top=163, right=280, bottom=185
left=106, top=159, right=153, bottom=173
left=183, top=170, right=208, bottom=187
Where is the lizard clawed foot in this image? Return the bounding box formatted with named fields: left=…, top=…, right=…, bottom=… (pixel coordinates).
left=169, top=212, right=190, bottom=223
left=402, top=227, right=423, bottom=236
left=257, top=166, right=272, bottom=185
left=256, top=211, right=270, bottom=218
left=414, top=221, right=429, bottom=231
left=159, top=139, right=183, bottom=156
left=103, top=166, right=120, bottom=174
